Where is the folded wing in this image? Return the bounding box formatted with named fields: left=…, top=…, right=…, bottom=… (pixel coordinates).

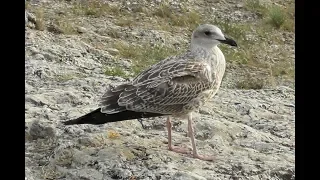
left=100, top=55, right=215, bottom=114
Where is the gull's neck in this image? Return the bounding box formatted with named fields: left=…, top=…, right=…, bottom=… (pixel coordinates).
left=190, top=37, right=219, bottom=54
left=190, top=43, right=216, bottom=54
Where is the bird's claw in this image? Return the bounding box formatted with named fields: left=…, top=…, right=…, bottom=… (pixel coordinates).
left=193, top=153, right=215, bottom=161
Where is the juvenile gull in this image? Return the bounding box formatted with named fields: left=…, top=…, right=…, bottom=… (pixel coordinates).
left=63, top=24, right=237, bottom=161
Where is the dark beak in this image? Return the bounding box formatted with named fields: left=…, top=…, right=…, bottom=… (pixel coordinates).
left=218, top=37, right=237, bottom=47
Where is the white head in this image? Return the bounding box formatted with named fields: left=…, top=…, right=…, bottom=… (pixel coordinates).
left=191, top=24, right=237, bottom=50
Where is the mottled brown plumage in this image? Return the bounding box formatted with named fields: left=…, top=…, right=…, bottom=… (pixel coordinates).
left=63, top=24, right=237, bottom=161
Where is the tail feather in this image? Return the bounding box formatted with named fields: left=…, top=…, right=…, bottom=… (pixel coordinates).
left=63, top=108, right=166, bottom=125
left=99, top=84, right=128, bottom=114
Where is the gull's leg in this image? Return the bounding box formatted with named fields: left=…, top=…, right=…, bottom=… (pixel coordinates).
left=166, top=116, right=190, bottom=154
left=187, top=121, right=192, bottom=137
left=188, top=113, right=215, bottom=161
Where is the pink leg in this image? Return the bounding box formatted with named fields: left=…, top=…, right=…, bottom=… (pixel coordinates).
left=187, top=121, right=192, bottom=137
left=166, top=116, right=191, bottom=154
left=188, top=113, right=215, bottom=161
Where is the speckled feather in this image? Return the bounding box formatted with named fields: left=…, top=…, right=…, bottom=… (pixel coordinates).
left=100, top=46, right=226, bottom=115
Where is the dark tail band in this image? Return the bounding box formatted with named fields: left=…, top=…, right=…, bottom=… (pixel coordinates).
left=63, top=108, right=166, bottom=125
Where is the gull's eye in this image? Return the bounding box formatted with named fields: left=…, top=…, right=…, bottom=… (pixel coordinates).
left=204, top=31, right=212, bottom=36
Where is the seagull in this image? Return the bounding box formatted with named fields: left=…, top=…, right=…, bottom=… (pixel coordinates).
left=63, top=24, right=237, bottom=161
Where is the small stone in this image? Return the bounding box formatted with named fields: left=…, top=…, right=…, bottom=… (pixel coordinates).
left=236, top=4, right=244, bottom=8
left=27, top=12, right=36, bottom=24
left=107, top=48, right=119, bottom=56
left=121, top=60, right=132, bottom=68
left=42, top=53, right=55, bottom=61
left=29, top=47, right=40, bottom=55
left=27, top=22, right=36, bottom=29
left=77, top=26, right=87, bottom=34
left=34, top=53, right=45, bottom=60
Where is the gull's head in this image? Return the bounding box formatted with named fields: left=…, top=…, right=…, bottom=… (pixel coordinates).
left=191, top=24, right=237, bottom=50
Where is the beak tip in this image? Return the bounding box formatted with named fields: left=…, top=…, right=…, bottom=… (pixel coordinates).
left=220, top=37, right=238, bottom=47
left=228, top=38, right=237, bottom=47
left=232, top=42, right=238, bottom=47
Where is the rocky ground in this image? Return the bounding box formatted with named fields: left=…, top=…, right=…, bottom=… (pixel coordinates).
left=25, top=0, right=295, bottom=179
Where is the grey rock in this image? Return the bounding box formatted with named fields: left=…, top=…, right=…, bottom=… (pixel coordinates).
left=72, top=149, right=95, bottom=166
left=42, top=52, right=56, bottom=61
left=121, top=60, right=132, bottom=69
left=67, top=169, right=103, bottom=180
left=29, top=47, right=40, bottom=55
left=26, top=12, right=36, bottom=24
left=108, top=168, right=132, bottom=179
left=236, top=4, right=244, bottom=8
left=172, top=171, right=206, bottom=180
left=33, top=53, right=45, bottom=60
left=25, top=167, right=35, bottom=180
left=64, top=126, right=85, bottom=137
left=28, top=121, right=56, bottom=140
left=27, top=22, right=36, bottom=29
left=77, top=135, right=102, bottom=146
left=77, top=26, right=87, bottom=33
left=96, top=148, right=122, bottom=161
